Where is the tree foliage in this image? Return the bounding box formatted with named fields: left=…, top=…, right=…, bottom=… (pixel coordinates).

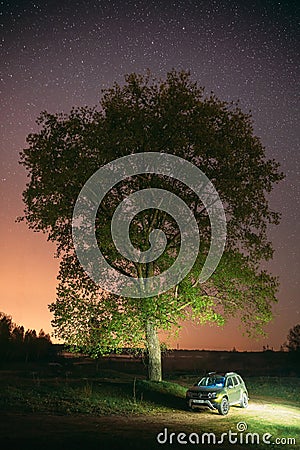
left=0, top=312, right=53, bottom=362
left=285, top=323, right=300, bottom=352
left=19, top=71, right=284, bottom=375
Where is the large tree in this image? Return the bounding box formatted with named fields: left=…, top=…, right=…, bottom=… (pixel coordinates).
left=19, top=71, right=283, bottom=380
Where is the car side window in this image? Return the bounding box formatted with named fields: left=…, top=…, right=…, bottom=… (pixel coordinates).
left=237, top=375, right=243, bottom=384
left=233, top=376, right=239, bottom=386
left=226, top=377, right=233, bottom=388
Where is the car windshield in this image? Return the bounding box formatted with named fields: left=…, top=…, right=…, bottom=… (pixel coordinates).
left=198, top=376, right=225, bottom=388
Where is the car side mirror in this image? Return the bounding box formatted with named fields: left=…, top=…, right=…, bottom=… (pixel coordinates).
left=228, top=385, right=233, bottom=389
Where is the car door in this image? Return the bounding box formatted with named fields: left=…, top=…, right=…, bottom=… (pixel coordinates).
left=226, top=377, right=235, bottom=403
left=231, top=376, right=241, bottom=404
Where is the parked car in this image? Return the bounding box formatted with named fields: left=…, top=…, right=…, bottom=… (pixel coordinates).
left=186, top=371, right=249, bottom=415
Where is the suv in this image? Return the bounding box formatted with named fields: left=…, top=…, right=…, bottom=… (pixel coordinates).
left=186, top=372, right=248, bottom=415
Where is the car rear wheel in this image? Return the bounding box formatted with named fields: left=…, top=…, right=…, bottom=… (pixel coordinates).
left=240, top=392, right=248, bottom=408
left=218, top=397, right=230, bottom=415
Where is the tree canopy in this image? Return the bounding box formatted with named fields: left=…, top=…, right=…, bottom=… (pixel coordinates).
left=19, top=71, right=284, bottom=379
left=0, top=312, right=53, bottom=362
left=285, top=323, right=300, bottom=352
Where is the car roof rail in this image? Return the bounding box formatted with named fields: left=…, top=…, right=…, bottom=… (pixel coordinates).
left=225, top=372, right=236, bottom=376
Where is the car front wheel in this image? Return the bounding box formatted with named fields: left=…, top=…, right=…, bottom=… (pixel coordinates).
left=218, top=397, right=230, bottom=415
left=240, top=392, right=248, bottom=408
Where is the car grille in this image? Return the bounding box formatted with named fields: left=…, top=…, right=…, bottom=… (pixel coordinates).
left=191, top=392, right=210, bottom=399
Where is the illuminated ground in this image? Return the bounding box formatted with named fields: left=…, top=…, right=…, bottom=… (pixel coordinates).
left=2, top=397, right=299, bottom=450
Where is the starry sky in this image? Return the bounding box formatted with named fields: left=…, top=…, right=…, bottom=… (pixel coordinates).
left=1, top=0, right=299, bottom=350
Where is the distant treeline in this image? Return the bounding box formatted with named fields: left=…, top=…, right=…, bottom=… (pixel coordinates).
left=0, top=312, right=56, bottom=362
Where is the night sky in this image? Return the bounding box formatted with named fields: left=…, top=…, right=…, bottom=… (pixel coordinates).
left=1, top=0, right=299, bottom=350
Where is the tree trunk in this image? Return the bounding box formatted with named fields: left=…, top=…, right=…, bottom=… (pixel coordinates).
left=145, top=319, right=162, bottom=381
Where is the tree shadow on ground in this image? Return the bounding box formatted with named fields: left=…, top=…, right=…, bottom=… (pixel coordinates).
left=135, top=380, right=188, bottom=411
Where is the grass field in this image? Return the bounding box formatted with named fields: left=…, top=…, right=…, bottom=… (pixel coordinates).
left=1, top=369, right=299, bottom=449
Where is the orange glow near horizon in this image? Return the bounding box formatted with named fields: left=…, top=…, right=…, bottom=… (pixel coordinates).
left=0, top=211, right=294, bottom=351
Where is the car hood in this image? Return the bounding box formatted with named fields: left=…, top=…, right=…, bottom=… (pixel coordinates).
left=187, top=386, right=224, bottom=393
